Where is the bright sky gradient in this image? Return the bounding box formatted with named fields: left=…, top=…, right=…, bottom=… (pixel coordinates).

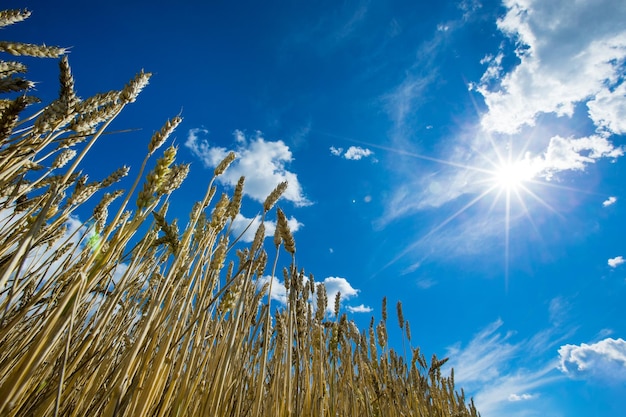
left=7, top=0, right=626, bottom=415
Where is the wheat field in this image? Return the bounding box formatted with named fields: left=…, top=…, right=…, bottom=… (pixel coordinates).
left=0, top=9, right=479, bottom=417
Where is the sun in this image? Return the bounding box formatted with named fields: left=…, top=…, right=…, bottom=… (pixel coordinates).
left=320, top=130, right=563, bottom=290
left=493, top=159, right=534, bottom=191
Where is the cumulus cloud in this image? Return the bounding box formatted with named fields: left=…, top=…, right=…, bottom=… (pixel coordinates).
left=476, top=0, right=626, bottom=135
left=256, top=275, right=288, bottom=305
left=230, top=213, right=302, bottom=243
left=322, top=276, right=371, bottom=314
left=256, top=275, right=370, bottom=314
left=603, top=196, right=617, bottom=207
left=344, top=146, right=374, bottom=160
left=588, top=83, right=626, bottom=134
left=329, top=145, right=375, bottom=161
left=322, top=276, right=359, bottom=311
left=608, top=256, right=625, bottom=268
left=185, top=129, right=310, bottom=207
left=558, top=338, right=626, bottom=381
left=185, top=128, right=230, bottom=167
left=531, top=135, right=623, bottom=180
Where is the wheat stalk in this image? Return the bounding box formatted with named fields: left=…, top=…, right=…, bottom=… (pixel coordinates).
left=0, top=9, right=480, bottom=417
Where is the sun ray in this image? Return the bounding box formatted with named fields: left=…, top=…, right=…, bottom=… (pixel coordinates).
left=315, top=129, right=496, bottom=175
left=384, top=185, right=498, bottom=269
left=517, top=183, right=564, bottom=218
left=511, top=185, right=541, bottom=236
left=504, top=188, right=512, bottom=291
left=318, top=128, right=595, bottom=288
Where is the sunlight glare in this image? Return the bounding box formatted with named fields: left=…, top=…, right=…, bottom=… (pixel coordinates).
left=494, top=160, right=534, bottom=191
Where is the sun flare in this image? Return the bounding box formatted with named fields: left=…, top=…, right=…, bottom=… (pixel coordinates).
left=493, top=160, right=535, bottom=191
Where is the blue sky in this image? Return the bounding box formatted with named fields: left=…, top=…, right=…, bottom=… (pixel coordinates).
left=7, top=0, right=626, bottom=415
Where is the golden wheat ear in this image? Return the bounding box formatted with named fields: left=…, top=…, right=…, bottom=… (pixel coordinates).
left=0, top=7, right=479, bottom=417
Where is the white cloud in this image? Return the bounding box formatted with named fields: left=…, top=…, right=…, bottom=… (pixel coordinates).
left=321, top=276, right=371, bottom=314
left=344, top=146, right=374, bottom=160
left=558, top=338, right=626, bottom=381
left=185, top=128, right=229, bottom=167
left=347, top=304, right=373, bottom=313
left=323, top=276, right=359, bottom=302
left=477, top=0, right=626, bottom=135
left=185, top=129, right=310, bottom=207
left=532, top=135, right=623, bottom=180
left=257, top=275, right=287, bottom=305
left=230, top=213, right=303, bottom=243
left=330, top=146, right=343, bottom=156
left=329, top=145, right=374, bottom=161
left=588, top=83, right=626, bottom=134
left=608, top=256, right=625, bottom=268
left=603, top=196, right=617, bottom=207
left=507, top=393, right=534, bottom=402
left=256, top=275, right=370, bottom=314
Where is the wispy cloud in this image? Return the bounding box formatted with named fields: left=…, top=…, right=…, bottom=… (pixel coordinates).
left=416, top=277, right=437, bottom=289
left=384, top=130, right=623, bottom=226
left=185, top=129, right=311, bottom=207
left=329, top=145, right=375, bottom=161
left=548, top=296, right=571, bottom=327
left=384, top=72, right=435, bottom=132
left=333, top=2, right=370, bottom=42
left=282, top=0, right=370, bottom=53
left=607, top=256, right=624, bottom=268
left=381, top=7, right=467, bottom=143
left=444, top=316, right=570, bottom=417
left=558, top=338, right=626, bottom=382
left=603, top=196, right=617, bottom=207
